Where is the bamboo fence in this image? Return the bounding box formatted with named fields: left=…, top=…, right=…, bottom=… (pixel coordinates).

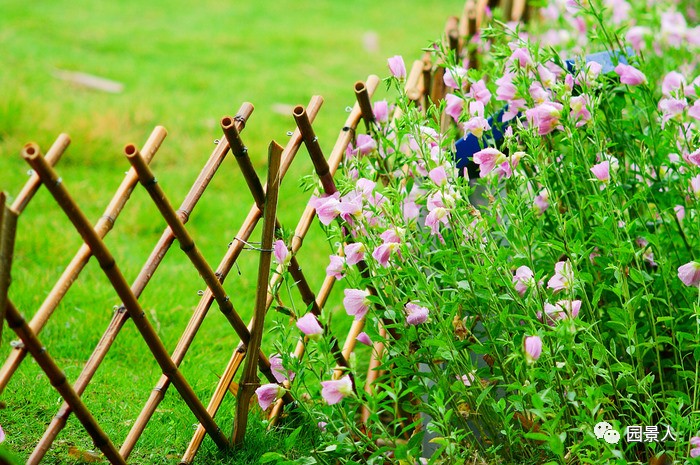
left=0, top=0, right=528, bottom=462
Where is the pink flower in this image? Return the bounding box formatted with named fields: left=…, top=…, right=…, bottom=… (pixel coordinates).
left=661, top=10, right=687, bottom=47
left=524, top=335, right=542, bottom=363
left=353, top=134, right=377, bottom=155
left=270, top=354, right=287, bottom=383
left=525, top=102, right=563, bottom=135
left=256, top=383, right=283, bottom=410
left=496, top=72, right=517, bottom=102
left=464, top=116, right=491, bottom=139
left=614, top=63, right=647, bottom=86
left=509, top=47, right=532, bottom=69
left=687, top=149, right=700, bottom=167
left=425, top=206, right=449, bottom=235
left=321, top=375, right=354, bottom=404
left=405, top=302, right=429, bottom=325
left=570, top=94, right=591, bottom=126
left=534, top=189, right=550, bottom=215
left=274, top=240, right=289, bottom=265
left=513, top=266, right=535, bottom=297
left=590, top=161, right=610, bottom=183
left=548, top=260, right=574, bottom=292
left=539, top=300, right=581, bottom=325
left=326, top=255, right=345, bottom=280
left=469, top=79, right=492, bottom=105
left=658, top=98, right=688, bottom=127
left=310, top=193, right=341, bottom=225
left=0, top=425, right=4, bottom=443
left=575, top=61, right=603, bottom=88
left=688, top=100, right=700, bottom=121
left=372, top=242, right=400, bottom=267
left=678, top=261, right=700, bottom=287
left=473, top=148, right=507, bottom=177
left=445, top=93, right=464, bottom=122
left=343, top=289, right=371, bottom=320
left=662, top=71, right=685, bottom=96
left=297, top=313, right=323, bottom=337
left=675, top=205, right=685, bottom=222
left=444, top=66, right=468, bottom=89
left=626, top=26, right=648, bottom=51
left=691, top=174, right=700, bottom=197
left=388, top=55, right=406, bottom=79
left=692, top=448, right=700, bottom=459
left=344, top=242, right=366, bottom=266
left=356, top=332, right=372, bottom=346
left=429, top=166, right=449, bottom=186
left=373, top=100, right=389, bottom=122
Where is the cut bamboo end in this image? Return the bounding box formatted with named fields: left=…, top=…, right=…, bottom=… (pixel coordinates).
left=123, top=144, right=138, bottom=158
left=354, top=80, right=375, bottom=127
left=21, top=143, right=41, bottom=160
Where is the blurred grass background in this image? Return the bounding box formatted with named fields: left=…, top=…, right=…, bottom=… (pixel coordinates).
left=0, top=1, right=459, bottom=463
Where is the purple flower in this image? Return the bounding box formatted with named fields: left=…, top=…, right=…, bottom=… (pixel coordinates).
left=513, top=266, right=534, bottom=297
left=296, top=313, right=323, bottom=337
left=548, top=260, right=574, bottom=292
left=405, top=302, right=429, bottom=325
left=678, top=261, right=700, bottom=287
left=614, top=63, right=647, bottom=86
left=525, top=102, right=563, bottom=135
left=662, top=71, right=685, bottom=96
left=469, top=79, right=492, bottom=105
left=590, top=161, right=610, bottom=183
left=356, top=332, right=372, bottom=346
left=321, top=375, right=354, bottom=404
left=373, top=100, right=389, bottom=122
left=388, top=55, right=406, bottom=79
left=444, top=66, right=467, bottom=89
left=344, top=242, right=365, bottom=266
left=326, top=255, right=346, bottom=280
left=256, top=383, right=283, bottom=410
left=473, top=148, right=507, bottom=177
left=344, top=289, right=371, bottom=320
left=273, top=240, right=289, bottom=265
left=524, top=336, right=542, bottom=363
left=445, top=93, right=464, bottom=122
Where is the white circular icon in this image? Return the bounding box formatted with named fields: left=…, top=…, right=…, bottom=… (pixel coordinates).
left=594, top=421, right=613, bottom=439
left=603, top=429, right=621, bottom=444
left=594, top=421, right=620, bottom=444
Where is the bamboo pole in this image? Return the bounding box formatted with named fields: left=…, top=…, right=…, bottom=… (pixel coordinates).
left=0, top=127, right=166, bottom=395
left=0, top=194, right=18, bottom=345
left=445, top=16, right=460, bottom=55
left=10, top=133, right=70, bottom=214
left=180, top=77, right=380, bottom=464
left=232, top=140, right=282, bottom=445
left=22, top=144, right=230, bottom=450
left=4, top=301, right=126, bottom=465
left=293, top=105, right=336, bottom=195
left=361, top=325, right=387, bottom=424
left=501, top=0, right=515, bottom=21
left=511, top=0, right=526, bottom=21
left=124, top=144, right=281, bottom=383
left=354, top=81, right=375, bottom=131
left=406, top=60, right=426, bottom=103
left=122, top=98, right=321, bottom=460
left=30, top=104, right=253, bottom=464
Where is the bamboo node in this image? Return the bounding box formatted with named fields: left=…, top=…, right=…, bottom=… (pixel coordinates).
left=100, top=214, right=116, bottom=226
left=233, top=114, right=248, bottom=128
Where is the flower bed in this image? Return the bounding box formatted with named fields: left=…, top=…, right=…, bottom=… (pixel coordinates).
left=262, top=0, right=700, bottom=463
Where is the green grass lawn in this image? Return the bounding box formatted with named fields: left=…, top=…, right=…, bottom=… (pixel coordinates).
left=0, top=1, right=461, bottom=463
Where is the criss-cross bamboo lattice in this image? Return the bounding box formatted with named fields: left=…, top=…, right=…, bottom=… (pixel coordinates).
left=0, top=1, right=527, bottom=462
